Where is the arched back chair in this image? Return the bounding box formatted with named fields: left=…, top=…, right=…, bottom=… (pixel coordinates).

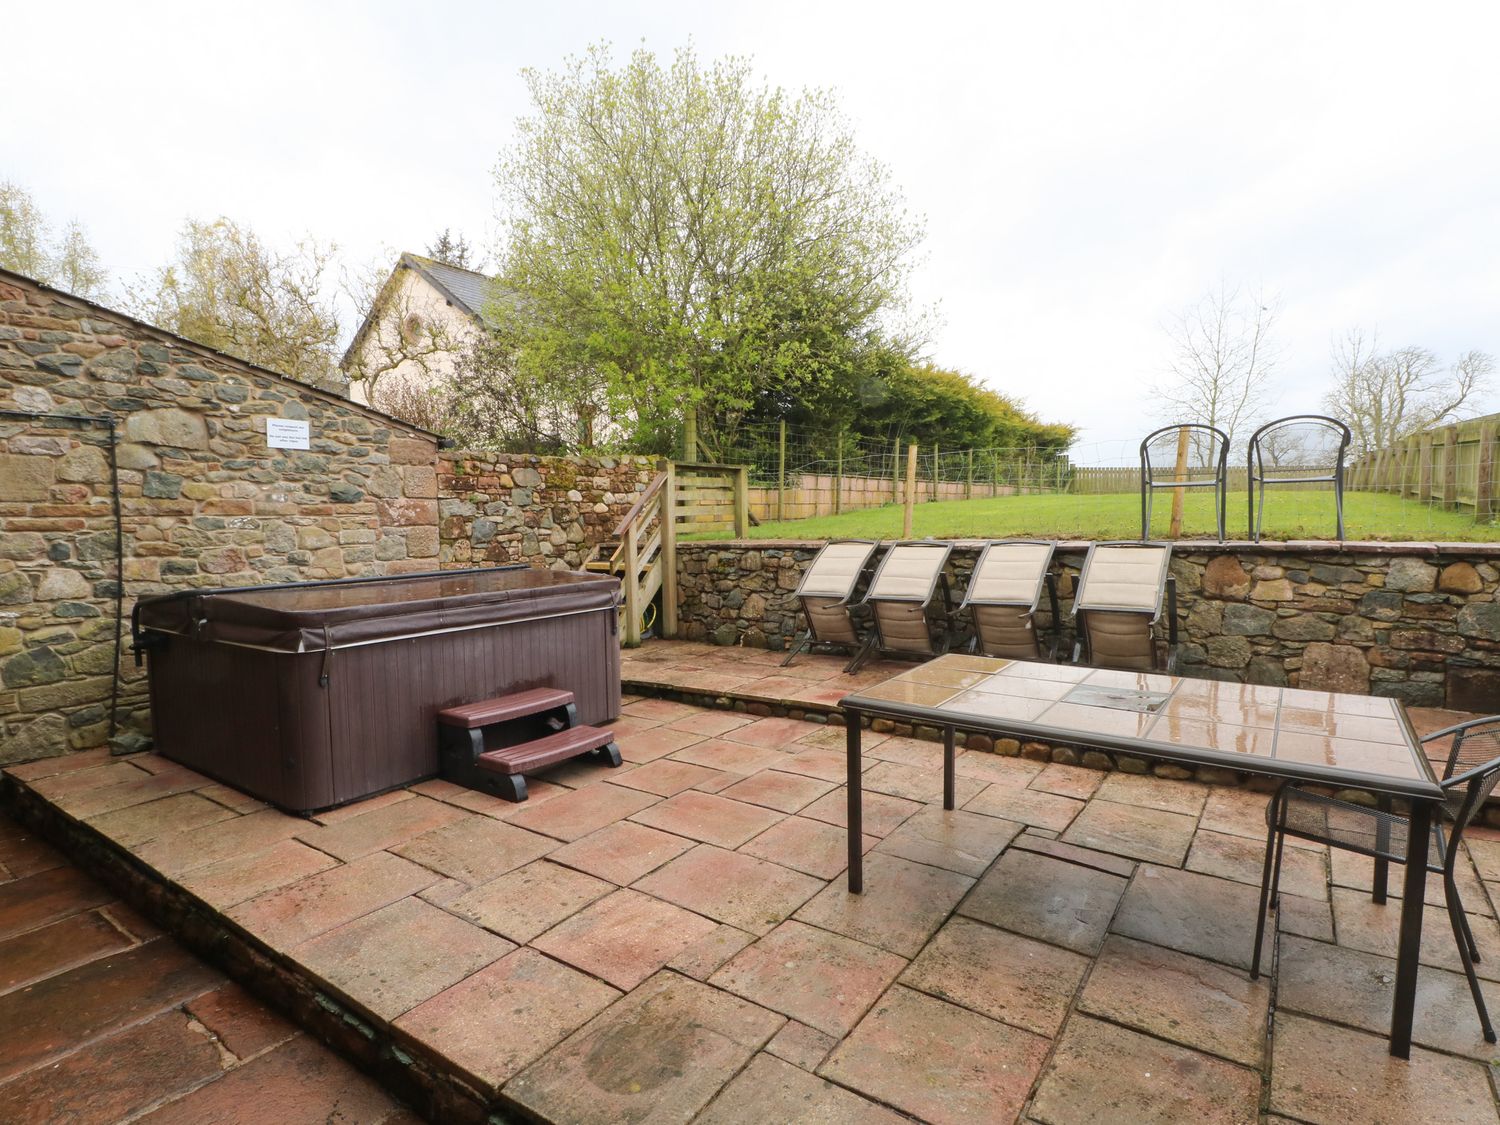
left=1246, top=415, right=1353, bottom=541
left=1139, top=424, right=1229, bottom=541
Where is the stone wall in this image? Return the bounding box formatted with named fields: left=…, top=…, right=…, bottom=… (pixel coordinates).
left=438, top=450, right=657, bottom=569
left=675, top=539, right=1500, bottom=711
left=0, top=269, right=440, bottom=762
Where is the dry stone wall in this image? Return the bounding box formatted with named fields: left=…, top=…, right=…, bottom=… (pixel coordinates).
left=0, top=270, right=440, bottom=762
left=675, top=540, right=1500, bottom=712
left=438, top=450, right=657, bottom=569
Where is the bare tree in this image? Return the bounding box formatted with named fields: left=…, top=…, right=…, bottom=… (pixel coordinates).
left=1156, top=282, right=1280, bottom=446
left=1322, top=331, right=1494, bottom=455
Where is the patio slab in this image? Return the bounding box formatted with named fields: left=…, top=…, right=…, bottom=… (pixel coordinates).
left=6, top=680, right=1500, bottom=1123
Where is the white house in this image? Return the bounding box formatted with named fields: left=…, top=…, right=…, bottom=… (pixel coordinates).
left=341, top=253, right=494, bottom=411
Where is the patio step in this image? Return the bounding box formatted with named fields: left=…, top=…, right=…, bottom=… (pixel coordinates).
left=437, top=687, right=575, bottom=729
left=477, top=725, right=619, bottom=776
left=437, top=686, right=621, bottom=803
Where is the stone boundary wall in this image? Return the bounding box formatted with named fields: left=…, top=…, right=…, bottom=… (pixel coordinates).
left=438, top=451, right=657, bottom=570
left=675, top=539, right=1500, bottom=711
left=0, top=270, right=440, bottom=763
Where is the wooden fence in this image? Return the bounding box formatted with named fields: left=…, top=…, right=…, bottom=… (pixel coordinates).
left=1069, top=465, right=1336, bottom=496
left=747, top=472, right=1049, bottom=522
left=1347, top=416, right=1499, bottom=519
left=670, top=462, right=750, bottom=535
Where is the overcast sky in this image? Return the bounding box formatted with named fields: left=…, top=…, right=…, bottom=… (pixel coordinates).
left=7, top=1, right=1498, bottom=456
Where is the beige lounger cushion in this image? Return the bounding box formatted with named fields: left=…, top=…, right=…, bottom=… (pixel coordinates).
left=973, top=603, right=1038, bottom=659
left=869, top=545, right=949, bottom=600
left=1076, top=546, right=1169, bottom=613
left=804, top=595, right=860, bottom=645
left=968, top=542, right=1051, bottom=606
left=873, top=600, right=936, bottom=655
left=799, top=542, right=876, bottom=598
left=1080, top=609, right=1155, bottom=670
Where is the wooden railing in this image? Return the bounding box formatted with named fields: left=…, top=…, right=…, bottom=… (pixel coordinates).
left=1348, top=415, right=1500, bottom=519
left=583, top=460, right=749, bottom=645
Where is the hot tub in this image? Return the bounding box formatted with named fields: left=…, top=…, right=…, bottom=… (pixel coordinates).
left=133, top=566, right=620, bottom=814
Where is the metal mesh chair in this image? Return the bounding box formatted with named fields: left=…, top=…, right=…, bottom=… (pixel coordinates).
left=782, top=540, right=880, bottom=667
left=1071, top=542, right=1178, bottom=672
left=960, top=540, right=1061, bottom=660
left=1251, top=716, right=1500, bottom=1042
left=1139, top=424, right=1229, bottom=541
left=846, top=541, right=955, bottom=673
left=1246, top=415, right=1353, bottom=542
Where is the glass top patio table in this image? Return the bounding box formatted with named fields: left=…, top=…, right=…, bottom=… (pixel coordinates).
left=841, top=653, right=1442, bottom=800
left=838, top=653, right=1445, bottom=1060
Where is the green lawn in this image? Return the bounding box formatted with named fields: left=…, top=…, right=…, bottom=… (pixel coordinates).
left=692, top=490, right=1499, bottom=542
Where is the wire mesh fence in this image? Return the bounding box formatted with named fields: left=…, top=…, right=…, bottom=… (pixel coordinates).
left=698, top=422, right=1500, bottom=541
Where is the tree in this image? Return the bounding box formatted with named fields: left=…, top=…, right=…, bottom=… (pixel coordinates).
left=426, top=229, right=477, bottom=270
left=129, top=218, right=342, bottom=390
left=0, top=181, right=110, bottom=300
left=1323, top=331, right=1494, bottom=455
left=1156, top=283, right=1279, bottom=445
left=490, top=44, right=925, bottom=455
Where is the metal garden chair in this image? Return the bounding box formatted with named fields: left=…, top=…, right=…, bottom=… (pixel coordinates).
left=1246, top=414, right=1353, bottom=542
left=1139, top=424, right=1229, bottom=541
left=960, top=540, right=1061, bottom=660
left=1251, top=716, right=1500, bottom=1043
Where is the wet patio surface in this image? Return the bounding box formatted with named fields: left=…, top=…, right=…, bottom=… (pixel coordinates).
left=0, top=809, right=415, bottom=1124
left=4, top=642, right=1499, bottom=1122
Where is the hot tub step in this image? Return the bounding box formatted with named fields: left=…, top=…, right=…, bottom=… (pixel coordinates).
left=477, top=725, right=620, bottom=776
left=437, top=687, right=576, bottom=730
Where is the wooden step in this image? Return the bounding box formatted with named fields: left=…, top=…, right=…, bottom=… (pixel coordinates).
left=476, top=725, right=618, bottom=776
left=437, top=687, right=574, bottom=730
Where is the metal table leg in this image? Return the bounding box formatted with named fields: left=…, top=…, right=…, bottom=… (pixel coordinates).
left=846, top=708, right=863, bottom=894
left=943, top=726, right=956, bottom=811
left=1390, top=797, right=1434, bottom=1058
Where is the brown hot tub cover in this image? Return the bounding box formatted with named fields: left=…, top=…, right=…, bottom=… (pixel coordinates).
left=134, top=567, right=621, bottom=813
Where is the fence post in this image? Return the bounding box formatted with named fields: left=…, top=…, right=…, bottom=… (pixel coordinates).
left=891, top=437, right=900, bottom=505
left=903, top=444, right=918, bottom=537
left=777, top=421, right=787, bottom=522
left=1418, top=433, right=1434, bottom=502
left=931, top=443, right=940, bottom=502
left=1478, top=422, right=1497, bottom=522
left=993, top=452, right=1000, bottom=498
left=733, top=465, right=749, bottom=537
left=966, top=448, right=973, bottom=501
left=661, top=459, right=678, bottom=639
left=835, top=430, right=844, bottom=515
left=1442, top=425, right=1458, bottom=509
left=623, top=510, right=641, bottom=647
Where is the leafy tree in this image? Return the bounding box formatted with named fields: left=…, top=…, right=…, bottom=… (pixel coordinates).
left=129, top=217, right=342, bottom=390
left=426, top=229, right=477, bottom=270
left=490, top=44, right=924, bottom=455
left=0, top=180, right=110, bottom=300
left=858, top=364, right=1075, bottom=453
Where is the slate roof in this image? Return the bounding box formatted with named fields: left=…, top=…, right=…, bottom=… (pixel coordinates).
left=339, top=253, right=503, bottom=371
left=403, top=254, right=496, bottom=321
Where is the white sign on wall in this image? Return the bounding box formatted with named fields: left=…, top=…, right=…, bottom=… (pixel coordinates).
left=266, top=418, right=311, bottom=450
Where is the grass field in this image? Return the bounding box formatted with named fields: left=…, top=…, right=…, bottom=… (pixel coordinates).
left=692, top=490, right=1499, bottom=542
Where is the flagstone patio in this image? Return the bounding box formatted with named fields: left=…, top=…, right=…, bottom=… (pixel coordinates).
left=5, top=652, right=1500, bottom=1122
